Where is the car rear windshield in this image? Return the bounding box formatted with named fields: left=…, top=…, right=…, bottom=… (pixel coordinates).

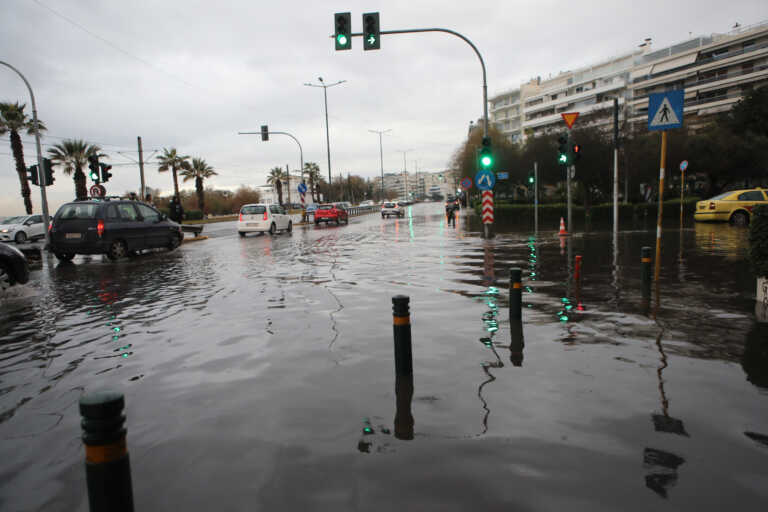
left=241, top=205, right=266, bottom=214
left=383, top=203, right=396, bottom=208
left=708, top=192, right=732, bottom=201
left=58, top=203, right=100, bottom=220
left=318, top=204, right=333, bottom=209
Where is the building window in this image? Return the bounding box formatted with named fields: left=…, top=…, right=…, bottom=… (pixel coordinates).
left=743, top=40, right=756, bottom=51
left=551, top=94, right=558, bottom=101
left=743, top=61, right=754, bottom=74
left=575, top=86, right=583, bottom=93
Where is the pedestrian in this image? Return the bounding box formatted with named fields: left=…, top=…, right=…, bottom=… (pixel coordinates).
left=145, top=193, right=154, bottom=207
left=169, top=196, right=184, bottom=223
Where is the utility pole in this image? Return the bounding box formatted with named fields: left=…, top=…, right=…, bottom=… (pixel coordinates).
left=567, top=165, right=573, bottom=236
left=304, top=77, right=345, bottom=202
left=137, top=136, right=145, bottom=200
left=285, top=164, right=291, bottom=206
left=399, top=149, right=412, bottom=200
left=613, top=98, right=619, bottom=236
left=369, top=129, right=391, bottom=202
left=534, top=161, right=539, bottom=234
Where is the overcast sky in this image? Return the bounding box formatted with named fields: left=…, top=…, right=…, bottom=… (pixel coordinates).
left=1, top=0, right=765, bottom=215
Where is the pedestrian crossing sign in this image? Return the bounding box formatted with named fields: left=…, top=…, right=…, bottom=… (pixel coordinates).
left=648, top=90, right=684, bottom=131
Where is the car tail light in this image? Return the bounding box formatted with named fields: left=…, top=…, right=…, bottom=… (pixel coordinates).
left=239, top=213, right=243, bottom=222
left=97, top=219, right=105, bottom=237
left=709, top=202, right=716, bottom=210
left=48, top=221, right=52, bottom=233
left=263, top=211, right=268, bottom=221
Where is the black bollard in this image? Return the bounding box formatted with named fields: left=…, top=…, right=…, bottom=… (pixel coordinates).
left=394, top=374, right=415, bottom=440
left=80, top=391, right=134, bottom=512
left=641, top=246, right=652, bottom=297
left=509, top=268, right=522, bottom=319
left=392, top=295, right=413, bottom=377
left=509, top=318, right=524, bottom=367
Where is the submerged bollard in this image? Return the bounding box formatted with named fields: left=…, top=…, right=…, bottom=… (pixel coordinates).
left=509, top=268, right=522, bottom=319
left=641, top=246, right=653, bottom=297
left=394, top=374, right=415, bottom=440
left=80, top=391, right=134, bottom=512
left=392, top=295, right=413, bottom=377
left=509, top=318, right=524, bottom=367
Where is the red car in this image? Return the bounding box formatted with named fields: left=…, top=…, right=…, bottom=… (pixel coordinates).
left=314, top=203, right=349, bottom=225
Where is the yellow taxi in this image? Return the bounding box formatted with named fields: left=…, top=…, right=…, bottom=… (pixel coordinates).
left=694, top=188, right=768, bottom=225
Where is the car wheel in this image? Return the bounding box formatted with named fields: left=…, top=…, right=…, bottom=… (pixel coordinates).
left=54, top=252, right=75, bottom=261
left=0, top=262, right=14, bottom=290
left=168, top=233, right=182, bottom=251
left=14, top=231, right=27, bottom=244
left=287, top=221, right=293, bottom=233
left=238, top=231, right=246, bottom=237
left=106, top=240, right=127, bottom=261
left=269, top=223, right=276, bottom=235
left=730, top=211, right=749, bottom=226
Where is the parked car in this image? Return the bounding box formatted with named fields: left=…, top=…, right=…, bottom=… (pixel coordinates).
left=694, top=188, right=768, bottom=225
left=0, top=214, right=46, bottom=243
left=306, top=203, right=319, bottom=215
left=314, top=203, right=349, bottom=225
left=49, top=199, right=183, bottom=261
left=381, top=202, right=403, bottom=218
left=0, top=242, right=30, bottom=290
left=238, top=203, right=292, bottom=236
left=360, top=200, right=375, bottom=207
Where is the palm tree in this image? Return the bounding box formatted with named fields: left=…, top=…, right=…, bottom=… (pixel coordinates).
left=0, top=102, right=46, bottom=213
left=267, top=167, right=285, bottom=205
left=157, top=148, right=191, bottom=198
left=47, top=139, right=104, bottom=201
left=181, top=157, right=217, bottom=213
left=303, top=162, right=321, bottom=202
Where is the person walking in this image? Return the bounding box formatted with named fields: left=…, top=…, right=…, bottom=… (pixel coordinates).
left=169, top=196, right=184, bottom=223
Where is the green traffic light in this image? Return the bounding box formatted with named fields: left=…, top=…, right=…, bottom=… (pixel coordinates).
left=558, top=154, right=567, bottom=164
left=481, top=155, right=492, bottom=167
left=90, top=172, right=99, bottom=180
left=337, top=34, right=348, bottom=46
left=528, top=177, right=534, bottom=184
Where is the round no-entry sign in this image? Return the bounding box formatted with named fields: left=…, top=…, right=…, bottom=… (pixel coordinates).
left=680, top=160, right=689, bottom=172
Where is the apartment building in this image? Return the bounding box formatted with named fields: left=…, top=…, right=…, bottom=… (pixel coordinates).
left=627, top=21, right=768, bottom=130
left=490, top=51, right=638, bottom=142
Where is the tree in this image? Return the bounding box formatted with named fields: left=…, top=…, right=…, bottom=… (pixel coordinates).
left=0, top=102, right=46, bottom=213
left=180, top=157, right=217, bottom=213
left=157, top=148, right=191, bottom=198
left=727, top=86, right=768, bottom=138
left=303, top=162, right=321, bottom=202
left=47, top=139, right=104, bottom=201
left=267, top=167, right=285, bottom=205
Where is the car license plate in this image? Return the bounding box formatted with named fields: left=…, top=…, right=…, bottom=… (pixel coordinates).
left=65, top=233, right=82, bottom=239
left=246, top=223, right=257, bottom=227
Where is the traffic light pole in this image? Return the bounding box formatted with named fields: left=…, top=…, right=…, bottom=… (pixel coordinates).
left=238, top=130, right=304, bottom=178
left=534, top=162, right=538, bottom=234
left=0, top=61, right=51, bottom=249
left=567, top=164, right=573, bottom=235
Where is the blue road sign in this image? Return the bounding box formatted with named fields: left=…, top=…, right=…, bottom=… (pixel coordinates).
left=460, top=177, right=472, bottom=190
left=680, top=160, right=689, bottom=172
left=496, top=172, right=509, bottom=180
left=475, top=170, right=496, bottom=191
left=648, top=90, right=684, bottom=131
left=298, top=182, right=307, bottom=194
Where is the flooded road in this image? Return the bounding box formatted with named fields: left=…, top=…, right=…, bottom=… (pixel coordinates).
left=1, top=204, right=766, bottom=511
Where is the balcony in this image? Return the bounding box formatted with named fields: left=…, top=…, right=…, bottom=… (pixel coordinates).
left=524, top=80, right=626, bottom=115
left=522, top=99, right=619, bottom=129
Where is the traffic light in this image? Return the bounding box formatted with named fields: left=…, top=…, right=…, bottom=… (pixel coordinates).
left=557, top=134, right=569, bottom=165
left=88, top=155, right=100, bottom=182
left=43, top=158, right=54, bottom=186
left=362, top=12, right=380, bottom=51
left=334, top=12, right=351, bottom=51
left=572, top=143, right=582, bottom=162
left=100, top=163, right=113, bottom=183
left=27, top=164, right=39, bottom=186
left=479, top=136, right=493, bottom=170
left=261, top=125, right=269, bottom=141
left=528, top=170, right=535, bottom=185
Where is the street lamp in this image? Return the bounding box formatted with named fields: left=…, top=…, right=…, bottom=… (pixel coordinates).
left=304, top=77, right=345, bottom=202
left=398, top=149, right=413, bottom=200
left=369, top=129, right=391, bottom=201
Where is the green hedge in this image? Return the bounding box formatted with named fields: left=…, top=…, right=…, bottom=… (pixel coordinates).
left=749, top=205, right=768, bottom=278
left=185, top=210, right=204, bottom=220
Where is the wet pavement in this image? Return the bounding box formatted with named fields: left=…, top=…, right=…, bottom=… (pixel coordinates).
left=1, top=204, right=766, bottom=511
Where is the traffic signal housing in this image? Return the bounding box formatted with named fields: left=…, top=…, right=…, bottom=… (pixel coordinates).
left=261, top=125, right=269, bottom=141
left=528, top=170, right=535, bottom=185
left=363, top=12, right=380, bottom=50
left=100, top=163, right=113, bottom=183
left=88, top=155, right=100, bottom=182
left=27, top=164, right=39, bottom=186
left=557, top=135, right=569, bottom=165
left=572, top=143, right=582, bottom=162
left=334, top=12, right=351, bottom=50
left=479, top=137, right=493, bottom=170
left=43, top=158, right=54, bottom=186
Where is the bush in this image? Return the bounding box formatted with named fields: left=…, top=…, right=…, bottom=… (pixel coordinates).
left=185, top=209, right=204, bottom=221
left=749, top=205, right=768, bottom=278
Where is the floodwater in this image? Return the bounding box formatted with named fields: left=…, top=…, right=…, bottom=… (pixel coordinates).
left=1, top=204, right=766, bottom=511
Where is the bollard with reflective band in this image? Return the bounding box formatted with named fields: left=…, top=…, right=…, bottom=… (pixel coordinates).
left=641, top=246, right=653, bottom=298
left=80, top=391, right=134, bottom=512
left=392, top=295, right=413, bottom=377
left=509, top=268, right=522, bottom=319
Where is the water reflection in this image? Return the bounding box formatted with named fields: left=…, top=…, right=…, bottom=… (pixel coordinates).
left=477, top=279, right=503, bottom=433
left=643, top=447, right=686, bottom=499
left=394, top=374, right=414, bottom=440
left=741, top=321, right=768, bottom=389
left=694, top=222, right=749, bottom=259
left=509, top=318, right=524, bottom=367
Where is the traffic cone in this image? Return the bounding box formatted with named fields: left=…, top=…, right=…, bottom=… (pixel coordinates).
left=558, top=217, right=568, bottom=236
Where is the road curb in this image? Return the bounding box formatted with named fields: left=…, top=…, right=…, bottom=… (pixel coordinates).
left=182, top=236, right=208, bottom=244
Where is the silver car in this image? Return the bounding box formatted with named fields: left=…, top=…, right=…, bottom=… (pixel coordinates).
left=0, top=214, right=46, bottom=243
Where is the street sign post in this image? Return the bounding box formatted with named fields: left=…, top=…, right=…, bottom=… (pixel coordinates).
left=647, top=89, right=685, bottom=285
left=460, top=177, right=472, bottom=190
left=679, top=160, right=688, bottom=226
left=481, top=190, right=494, bottom=224
left=474, top=170, right=495, bottom=191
